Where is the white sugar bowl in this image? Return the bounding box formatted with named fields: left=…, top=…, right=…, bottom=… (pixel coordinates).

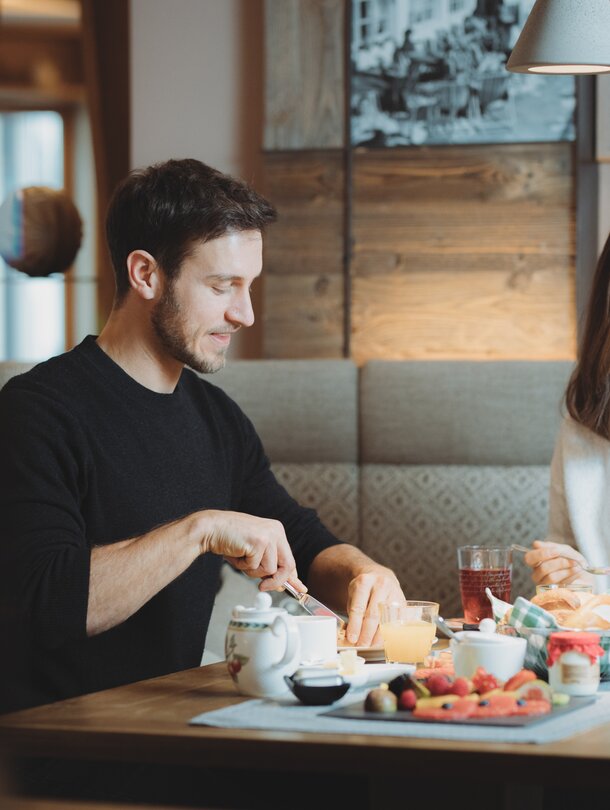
left=450, top=631, right=527, bottom=682
left=225, top=592, right=301, bottom=698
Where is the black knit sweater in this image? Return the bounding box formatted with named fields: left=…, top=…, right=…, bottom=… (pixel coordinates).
left=0, top=336, right=341, bottom=713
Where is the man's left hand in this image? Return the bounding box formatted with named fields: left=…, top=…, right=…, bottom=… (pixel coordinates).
left=345, top=565, right=404, bottom=647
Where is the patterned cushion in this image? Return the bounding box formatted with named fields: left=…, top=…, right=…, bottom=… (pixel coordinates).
left=272, top=462, right=359, bottom=546
left=360, top=465, right=550, bottom=618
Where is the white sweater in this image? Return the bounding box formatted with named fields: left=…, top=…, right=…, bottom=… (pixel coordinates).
left=548, top=416, right=610, bottom=592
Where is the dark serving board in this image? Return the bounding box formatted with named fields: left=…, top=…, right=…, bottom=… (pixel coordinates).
left=322, top=696, right=597, bottom=727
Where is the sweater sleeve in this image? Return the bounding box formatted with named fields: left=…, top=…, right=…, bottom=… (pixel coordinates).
left=231, top=404, right=344, bottom=584
left=0, top=384, right=91, bottom=650
left=546, top=424, right=576, bottom=547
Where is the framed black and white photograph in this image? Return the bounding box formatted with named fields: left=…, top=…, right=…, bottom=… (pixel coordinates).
left=350, top=0, right=576, bottom=147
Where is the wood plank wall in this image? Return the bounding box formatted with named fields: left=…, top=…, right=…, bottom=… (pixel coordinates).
left=262, top=0, right=577, bottom=362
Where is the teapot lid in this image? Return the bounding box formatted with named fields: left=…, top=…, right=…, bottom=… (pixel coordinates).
left=231, top=591, right=286, bottom=621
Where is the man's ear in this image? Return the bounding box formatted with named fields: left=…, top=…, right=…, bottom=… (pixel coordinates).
left=125, top=250, right=160, bottom=300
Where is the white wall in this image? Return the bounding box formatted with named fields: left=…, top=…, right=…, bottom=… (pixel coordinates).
left=130, top=0, right=265, bottom=358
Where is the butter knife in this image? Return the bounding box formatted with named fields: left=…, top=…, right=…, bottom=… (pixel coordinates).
left=283, top=582, right=346, bottom=630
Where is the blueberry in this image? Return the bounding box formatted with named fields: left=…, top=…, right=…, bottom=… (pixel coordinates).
left=516, top=699, right=526, bottom=706
left=478, top=700, right=489, bottom=706
left=442, top=703, right=453, bottom=709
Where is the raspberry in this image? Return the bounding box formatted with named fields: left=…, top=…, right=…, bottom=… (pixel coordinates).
left=448, top=677, right=471, bottom=697
left=471, top=666, right=500, bottom=694
left=426, top=673, right=451, bottom=696
left=398, top=689, right=417, bottom=710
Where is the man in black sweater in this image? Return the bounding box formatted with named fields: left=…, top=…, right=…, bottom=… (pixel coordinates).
left=0, top=158, right=404, bottom=717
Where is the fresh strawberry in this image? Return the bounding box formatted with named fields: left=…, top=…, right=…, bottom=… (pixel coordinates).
left=471, top=666, right=501, bottom=694
left=448, top=676, right=471, bottom=697
left=398, top=689, right=417, bottom=710
left=426, top=673, right=452, bottom=696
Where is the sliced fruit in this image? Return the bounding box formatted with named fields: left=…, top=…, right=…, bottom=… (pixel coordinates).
left=413, top=697, right=477, bottom=721
left=504, top=668, right=537, bottom=692
left=397, top=674, right=430, bottom=699
left=415, top=694, right=460, bottom=709
left=552, top=692, right=571, bottom=706
left=416, top=693, right=478, bottom=709
left=473, top=694, right=516, bottom=718
left=511, top=699, right=551, bottom=717
left=477, top=687, right=507, bottom=699
left=514, top=679, right=553, bottom=703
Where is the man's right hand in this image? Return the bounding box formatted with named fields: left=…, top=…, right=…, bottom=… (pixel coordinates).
left=200, top=510, right=303, bottom=591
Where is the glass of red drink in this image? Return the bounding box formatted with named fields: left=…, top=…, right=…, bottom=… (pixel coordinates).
left=457, top=545, right=512, bottom=624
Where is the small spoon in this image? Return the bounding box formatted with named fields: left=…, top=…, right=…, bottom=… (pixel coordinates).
left=511, top=543, right=610, bottom=575
left=434, top=615, right=461, bottom=642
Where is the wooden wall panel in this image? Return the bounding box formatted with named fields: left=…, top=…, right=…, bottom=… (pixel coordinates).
left=351, top=144, right=576, bottom=362
left=80, top=0, right=130, bottom=324
left=351, top=269, right=575, bottom=362
left=261, top=1, right=578, bottom=364
left=263, top=274, right=345, bottom=358
left=262, top=150, right=344, bottom=357
left=264, top=0, right=344, bottom=150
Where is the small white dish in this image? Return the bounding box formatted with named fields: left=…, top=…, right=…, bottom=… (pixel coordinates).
left=337, top=644, right=385, bottom=662
left=293, top=658, right=414, bottom=689
left=351, top=662, right=415, bottom=688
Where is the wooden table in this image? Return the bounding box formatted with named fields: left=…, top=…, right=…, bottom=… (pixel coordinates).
left=1, top=662, right=609, bottom=809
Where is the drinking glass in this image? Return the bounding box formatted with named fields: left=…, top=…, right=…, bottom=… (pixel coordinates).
left=536, top=582, right=593, bottom=595
left=458, top=545, right=512, bottom=624
left=378, top=601, right=439, bottom=664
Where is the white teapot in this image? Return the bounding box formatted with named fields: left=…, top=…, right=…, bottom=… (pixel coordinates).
left=225, top=591, right=301, bottom=698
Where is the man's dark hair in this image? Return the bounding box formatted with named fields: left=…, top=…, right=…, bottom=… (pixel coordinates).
left=105, top=158, right=277, bottom=303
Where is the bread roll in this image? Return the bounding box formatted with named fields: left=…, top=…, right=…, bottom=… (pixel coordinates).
left=561, top=594, right=610, bottom=630
left=547, top=609, right=575, bottom=627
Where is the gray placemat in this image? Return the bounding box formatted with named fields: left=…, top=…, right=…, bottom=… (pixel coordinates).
left=190, top=689, right=610, bottom=745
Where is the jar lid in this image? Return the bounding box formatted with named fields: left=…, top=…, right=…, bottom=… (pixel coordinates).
left=548, top=631, right=601, bottom=646
left=547, top=631, right=604, bottom=667
left=231, top=591, right=286, bottom=621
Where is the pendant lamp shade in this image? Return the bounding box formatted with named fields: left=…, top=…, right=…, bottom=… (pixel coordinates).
left=506, top=0, right=610, bottom=75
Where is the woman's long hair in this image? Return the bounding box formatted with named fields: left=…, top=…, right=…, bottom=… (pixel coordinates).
left=566, top=233, right=610, bottom=439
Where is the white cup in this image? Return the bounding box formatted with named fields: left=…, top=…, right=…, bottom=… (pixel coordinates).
left=292, top=615, right=337, bottom=664
left=450, top=631, right=526, bottom=682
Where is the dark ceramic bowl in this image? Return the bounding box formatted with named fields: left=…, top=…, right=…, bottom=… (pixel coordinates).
left=284, top=674, right=351, bottom=706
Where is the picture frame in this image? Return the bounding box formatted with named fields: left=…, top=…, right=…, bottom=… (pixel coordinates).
left=350, top=0, right=576, bottom=148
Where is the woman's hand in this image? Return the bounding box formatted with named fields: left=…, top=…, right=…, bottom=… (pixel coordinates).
left=525, top=539, right=594, bottom=588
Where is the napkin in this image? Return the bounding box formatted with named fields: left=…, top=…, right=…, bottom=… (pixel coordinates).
left=506, top=596, right=560, bottom=631
left=484, top=587, right=513, bottom=623
left=485, top=588, right=559, bottom=630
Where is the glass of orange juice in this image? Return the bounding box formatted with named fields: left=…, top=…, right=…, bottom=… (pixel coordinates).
left=379, top=601, right=439, bottom=664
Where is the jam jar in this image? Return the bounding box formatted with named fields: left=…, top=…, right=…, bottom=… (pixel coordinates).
left=547, top=631, right=604, bottom=696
